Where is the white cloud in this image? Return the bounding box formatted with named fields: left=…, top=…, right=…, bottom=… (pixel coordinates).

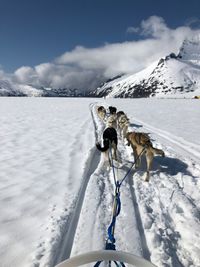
left=140, top=16, right=169, bottom=38
left=2, top=16, right=200, bottom=91
left=14, top=66, right=36, bottom=84
left=126, top=26, right=140, bottom=34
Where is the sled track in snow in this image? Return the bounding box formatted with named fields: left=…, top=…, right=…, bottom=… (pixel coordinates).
left=89, top=102, right=99, bottom=142
left=84, top=104, right=200, bottom=267
left=53, top=115, right=101, bottom=265
left=132, top=118, right=200, bottom=212
left=133, top=118, right=200, bottom=162
left=128, top=174, right=151, bottom=261
left=129, top=118, right=200, bottom=266
left=90, top=102, right=151, bottom=259
left=116, top=141, right=151, bottom=260
left=54, top=103, right=105, bottom=266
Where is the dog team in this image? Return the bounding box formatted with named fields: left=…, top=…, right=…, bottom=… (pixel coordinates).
left=96, top=105, right=165, bottom=182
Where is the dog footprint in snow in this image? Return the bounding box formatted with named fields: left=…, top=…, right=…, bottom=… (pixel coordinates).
left=48, top=204, right=56, bottom=213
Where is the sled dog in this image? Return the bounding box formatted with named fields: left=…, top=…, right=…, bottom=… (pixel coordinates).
left=108, top=106, right=117, bottom=115
left=126, top=132, right=165, bottom=181
left=118, top=114, right=129, bottom=140
left=96, top=127, right=118, bottom=162
left=106, top=114, right=117, bottom=129
left=116, top=111, right=125, bottom=119
left=97, top=106, right=106, bottom=121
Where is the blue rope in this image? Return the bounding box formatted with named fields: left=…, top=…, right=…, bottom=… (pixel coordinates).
left=120, top=262, right=126, bottom=267
left=94, top=261, right=102, bottom=267
left=107, top=190, right=121, bottom=244
left=94, top=259, right=126, bottom=267
left=107, top=144, right=147, bottom=246
left=119, top=145, right=147, bottom=186
left=94, top=141, right=146, bottom=267
left=114, top=261, right=121, bottom=267
left=109, top=144, right=117, bottom=186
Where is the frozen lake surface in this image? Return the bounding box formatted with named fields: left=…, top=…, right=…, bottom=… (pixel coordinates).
left=0, top=97, right=200, bottom=267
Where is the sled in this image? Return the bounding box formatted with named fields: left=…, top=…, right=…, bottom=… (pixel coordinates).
left=55, top=250, right=156, bottom=267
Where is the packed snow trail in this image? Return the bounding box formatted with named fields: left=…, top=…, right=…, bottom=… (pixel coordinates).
left=53, top=147, right=100, bottom=265
left=71, top=103, right=149, bottom=259
left=70, top=102, right=200, bottom=267
left=53, top=103, right=103, bottom=264
left=51, top=121, right=103, bottom=266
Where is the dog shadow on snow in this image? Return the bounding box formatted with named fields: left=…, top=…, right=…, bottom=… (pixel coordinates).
left=129, top=123, right=143, bottom=129
left=152, top=155, right=193, bottom=177
left=124, top=153, right=193, bottom=178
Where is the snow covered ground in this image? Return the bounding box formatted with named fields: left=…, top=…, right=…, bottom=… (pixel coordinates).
left=0, top=97, right=200, bottom=267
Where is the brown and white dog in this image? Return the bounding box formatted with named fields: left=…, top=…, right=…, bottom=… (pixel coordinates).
left=96, top=127, right=118, bottom=162
left=126, top=132, right=165, bottom=181
left=97, top=106, right=106, bottom=121
left=116, top=111, right=125, bottom=119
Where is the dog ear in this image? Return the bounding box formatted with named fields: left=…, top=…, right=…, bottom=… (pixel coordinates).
left=126, top=141, right=130, bottom=146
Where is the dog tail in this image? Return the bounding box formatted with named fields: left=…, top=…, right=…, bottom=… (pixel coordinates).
left=150, top=147, right=165, bottom=157
left=96, top=139, right=110, bottom=152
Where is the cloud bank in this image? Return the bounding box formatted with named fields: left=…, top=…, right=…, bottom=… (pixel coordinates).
left=3, top=16, right=200, bottom=91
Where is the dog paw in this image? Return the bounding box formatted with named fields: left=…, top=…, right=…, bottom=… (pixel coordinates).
left=144, top=172, right=150, bottom=182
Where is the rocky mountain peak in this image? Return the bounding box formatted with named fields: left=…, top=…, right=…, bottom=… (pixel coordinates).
left=177, top=33, right=200, bottom=65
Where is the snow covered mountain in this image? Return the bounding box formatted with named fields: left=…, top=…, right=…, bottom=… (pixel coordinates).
left=178, top=34, right=200, bottom=65
left=1, top=35, right=200, bottom=98
left=91, top=35, right=200, bottom=98
left=0, top=80, right=24, bottom=96
left=0, top=80, right=44, bottom=96
left=0, top=80, right=85, bottom=97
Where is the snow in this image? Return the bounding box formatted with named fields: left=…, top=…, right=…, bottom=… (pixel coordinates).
left=151, top=59, right=200, bottom=97
left=0, top=97, right=200, bottom=267
left=178, top=34, right=200, bottom=66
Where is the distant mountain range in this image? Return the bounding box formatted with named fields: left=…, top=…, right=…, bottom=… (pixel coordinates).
left=90, top=34, right=200, bottom=98
left=1, top=35, right=200, bottom=98
left=0, top=81, right=86, bottom=97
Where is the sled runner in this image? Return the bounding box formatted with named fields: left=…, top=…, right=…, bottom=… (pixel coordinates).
left=55, top=250, right=156, bottom=267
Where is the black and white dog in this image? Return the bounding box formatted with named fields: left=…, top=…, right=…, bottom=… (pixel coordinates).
left=108, top=106, right=117, bottom=115
left=96, top=127, right=118, bottom=161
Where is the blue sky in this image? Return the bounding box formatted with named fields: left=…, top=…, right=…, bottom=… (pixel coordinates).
left=0, top=0, right=200, bottom=90
left=0, top=0, right=200, bottom=72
